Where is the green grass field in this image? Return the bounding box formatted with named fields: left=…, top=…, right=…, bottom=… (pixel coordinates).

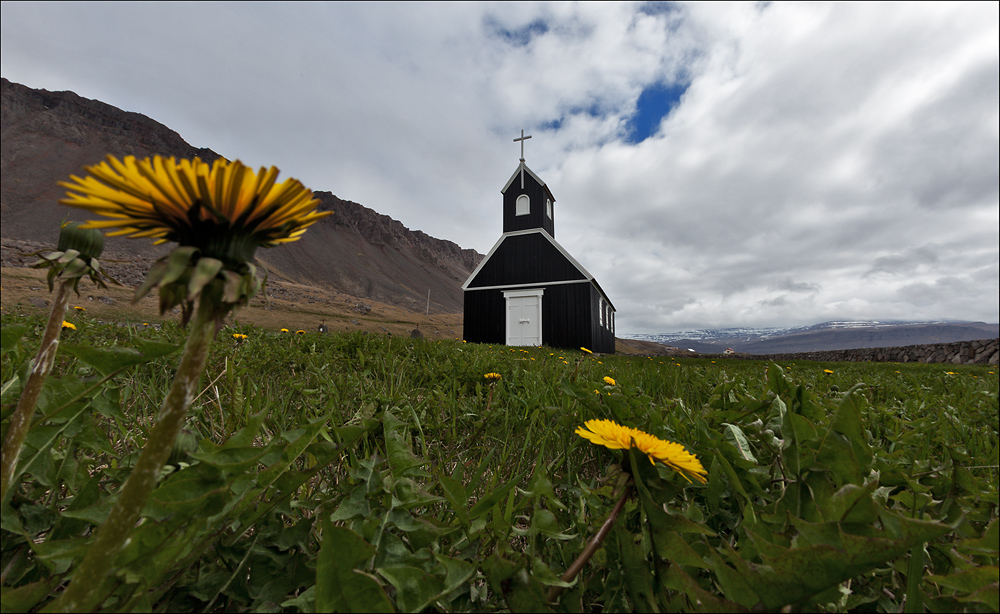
left=2, top=312, right=997, bottom=612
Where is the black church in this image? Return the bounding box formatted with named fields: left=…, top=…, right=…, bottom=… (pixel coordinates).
left=462, top=132, right=616, bottom=353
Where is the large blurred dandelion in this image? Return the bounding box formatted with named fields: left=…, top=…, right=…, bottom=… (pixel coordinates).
left=60, top=155, right=328, bottom=256
left=576, top=418, right=707, bottom=484
left=51, top=155, right=329, bottom=612
left=60, top=155, right=331, bottom=322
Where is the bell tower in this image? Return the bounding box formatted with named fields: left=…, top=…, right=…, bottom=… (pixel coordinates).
left=500, top=130, right=556, bottom=238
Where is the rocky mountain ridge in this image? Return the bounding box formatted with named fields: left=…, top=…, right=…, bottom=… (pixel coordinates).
left=624, top=321, right=999, bottom=354
left=1, top=77, right=481, bottom=313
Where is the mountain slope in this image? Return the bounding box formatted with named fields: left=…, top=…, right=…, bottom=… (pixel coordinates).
left=626, top=321, right=999, bottom=354
left=0, top=77, right=480, bottom=313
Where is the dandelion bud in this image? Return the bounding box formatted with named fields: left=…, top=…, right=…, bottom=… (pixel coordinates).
left=57, top=221, right=105, bottom=260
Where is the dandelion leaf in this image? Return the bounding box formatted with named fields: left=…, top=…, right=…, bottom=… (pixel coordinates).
left=1, top=324, right=29, bottom=356
left=377, top=565, right=444, bottom=613
left=711, top=510, right=951, bottom=610
left=316, top=521, right=394, bottom=613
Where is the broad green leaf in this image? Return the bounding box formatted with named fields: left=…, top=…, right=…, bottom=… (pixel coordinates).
left=60, top=344, right=166, bottom=377
left=316, top=521, right=393, bottom=613
left=61, top=497, right=116, bottom=527
left=510, top=508, right=575, bottom=541
left=188, top=445, right=275, bottom=473
left=385, top=431, right=426, bottom=478
left=927, top=566, right=999, bottom=596
left=825, top=482, right=880, bottom=524
left=1, top=323, right=29, bottom=356
left=1, top=373, right=22, bottom=413
left=144, top=471, right=229, bottom=521
left=957, top=518, right=1000, bottom=555
left=392, top=477, right=443, bottom=510
left=720, top=512, right=951, bottom=610
left=483, top=553, right=553, bottom=613
left=377, top=565, right=443, bottom=613
left=132, top=339, right=182, bottom=360
left=0, top=577, right=58, bottom=612
left=614, top=523, right=658, bottom=612
left=434, top=553, right=476, bottom=597
left=331, top=485, right=371, bottom=522
left=722, top=423, right=757, bottom=464
left=663, top=563, right=746, bottom=613
left=219, top=408, right=269, bottom=448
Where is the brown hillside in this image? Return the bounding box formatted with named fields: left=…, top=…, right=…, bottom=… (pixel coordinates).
left=1, top=77, right=481, bottom=314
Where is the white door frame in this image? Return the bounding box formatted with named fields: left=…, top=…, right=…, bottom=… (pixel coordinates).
left=503, top=288, right=543, bottom=346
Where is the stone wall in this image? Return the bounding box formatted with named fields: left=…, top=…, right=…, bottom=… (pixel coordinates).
left=721, top=338, right=998, bottom=365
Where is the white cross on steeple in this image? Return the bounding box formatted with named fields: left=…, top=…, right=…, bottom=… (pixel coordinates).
left=513, top=129, right=532, bottom=162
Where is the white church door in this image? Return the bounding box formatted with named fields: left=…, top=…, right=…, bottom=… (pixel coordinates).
left=504, top=289, right=543, bottom=346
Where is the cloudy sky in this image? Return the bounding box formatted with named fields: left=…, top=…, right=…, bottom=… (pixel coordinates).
left=2, top=2, right=997, bottom=333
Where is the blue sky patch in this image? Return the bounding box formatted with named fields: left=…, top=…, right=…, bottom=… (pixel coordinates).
left=627, top=82, right=687, bottom=143
left=485, top=17, right=549, bottom=46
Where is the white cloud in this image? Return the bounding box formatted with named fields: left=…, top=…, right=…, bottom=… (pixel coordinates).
left=2, top=1, right=996, bottom=332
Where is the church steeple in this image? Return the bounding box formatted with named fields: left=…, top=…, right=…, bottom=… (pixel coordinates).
left=500, top=130, right=556, bottom=237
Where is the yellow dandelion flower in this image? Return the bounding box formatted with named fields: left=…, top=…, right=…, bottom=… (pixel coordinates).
left=62, top=321, right=76, bottom=330
left=580, top=347, right=593, bottom=354
left=484, top=372, right=502, bottom=382
left=296, top=330, right=306, bottom=335
left=603, top=376, right=616, bottom=386
left=280, top=328, right=289, bottom=332
left=575, top=419, right=707, bottom=484
left=59, top=155, right=331, bottom=260
left=73, top=306, right=86, bottom=311
left=823, top=369, right=834, bottom=374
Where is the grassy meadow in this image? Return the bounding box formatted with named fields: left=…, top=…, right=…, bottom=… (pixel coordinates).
left=2, top=311, right=997, bottom=612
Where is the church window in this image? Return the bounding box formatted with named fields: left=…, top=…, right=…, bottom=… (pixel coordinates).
left=516, top=194, right=530, bottom=216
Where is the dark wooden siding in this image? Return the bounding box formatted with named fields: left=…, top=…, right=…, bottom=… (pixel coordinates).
left=463, top=289, right=504, bottom=344
left=541, top=283, right=592, bottom=349
left=464, top=281, right=615, bottom=353
left=588, top=285, right=616, bottom=354
left=466, top=233, right=587, bottom=288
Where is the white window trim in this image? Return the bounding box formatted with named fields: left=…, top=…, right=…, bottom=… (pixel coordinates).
left=516, top=194, right=530, bottom=216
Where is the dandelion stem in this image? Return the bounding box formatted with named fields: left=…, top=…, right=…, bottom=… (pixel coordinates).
left=50, top=292, right=224, bottom=612
left=1, top=279, right=72, bottom=503
left=546, top=476, right=633, bottom=604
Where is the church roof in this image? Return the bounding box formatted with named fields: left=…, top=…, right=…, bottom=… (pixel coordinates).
left=462, top=228, right=615, bottom=310
left=501, top=161, right=556, bottom=202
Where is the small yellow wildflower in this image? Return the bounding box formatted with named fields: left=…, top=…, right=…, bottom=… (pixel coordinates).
left=580, top=347, right=593, bottom=354
left=73, top=306, right=86, bottom=311
left=823, top=369, right=834, bottom=374
left=484, top=372, right=502, bottom=382
left=603, top=376, right=616, bottom=386
left=62, top=321, right=76, bottom=330
left=576, top=419, right=707, bottom=484
left=280, top=328, right=289, bottom=332
left=295, top=330, right=306, bottom=335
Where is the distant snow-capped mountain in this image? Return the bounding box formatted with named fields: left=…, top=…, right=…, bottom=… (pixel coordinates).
left=620, top=321, right=998, bottom=354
